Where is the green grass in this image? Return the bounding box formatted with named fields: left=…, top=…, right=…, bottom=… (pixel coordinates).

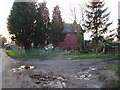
left=103, top=62, right=120, bottom=71
left=50, top=53, right=60, bottom=57
left=6, top=50, right=22, bottom=58
left=6, top=50, right=47, bottom=59
left=71, top=54, right=119, bottom=59
left=102, top=62, right=120, bottom=88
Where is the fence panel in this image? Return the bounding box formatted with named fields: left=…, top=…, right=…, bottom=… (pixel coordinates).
left=11, top=46, right=64, bottom=56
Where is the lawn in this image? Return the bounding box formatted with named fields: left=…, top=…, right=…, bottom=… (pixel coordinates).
left=50, top=52, right=60, bottom=57
left=102, top=62, right=120, bottom=88
left=70, top=54, right=119, bottom=59
left=6, top=50, right=22, bottom=58
left=6, top=50, right=47, bottom=59
left=103, top=62, right=120, bottom=71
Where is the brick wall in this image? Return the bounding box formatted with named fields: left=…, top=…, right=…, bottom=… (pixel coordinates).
left=59, top=33, right=79, bottom=50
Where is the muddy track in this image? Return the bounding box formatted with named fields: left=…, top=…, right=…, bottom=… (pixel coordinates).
left=2, top=51, right=119, bottom=88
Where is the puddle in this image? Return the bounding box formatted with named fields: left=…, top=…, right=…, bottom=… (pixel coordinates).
left=75, top=66, right=97, bottom=80
left=11, top=65, right=35, bottom=72
left=30, top=73, right=66, bottom=88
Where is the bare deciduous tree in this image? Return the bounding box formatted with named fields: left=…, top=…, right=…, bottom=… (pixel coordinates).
left=68, top=3, right=85, bottom=51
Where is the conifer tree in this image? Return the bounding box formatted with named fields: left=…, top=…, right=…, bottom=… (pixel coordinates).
left=83, top=0, right=112, bottom=54
left=7, top=2, right=36, bottom=50
left=50, top=5, right=66, bottom=46
left=33, top=1, right=50, bottom=48
left=118, top=19, right=120, bottom=40
left=7, top=1, right=50, bottom=49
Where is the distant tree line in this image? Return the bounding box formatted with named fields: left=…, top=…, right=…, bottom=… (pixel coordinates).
left=8, top=0, right=117, bottom=54
left=0, top=35, right=7, bottom=48
left=7, top=1, right=65, bottom=50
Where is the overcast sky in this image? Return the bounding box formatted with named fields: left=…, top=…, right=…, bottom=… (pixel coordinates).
left=0, top=0, right=120, bottom=40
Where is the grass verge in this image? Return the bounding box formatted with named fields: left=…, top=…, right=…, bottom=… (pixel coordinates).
left=101, top=62, right=120, bottom=88
left=50, top=53, right=60, bottom=57
left=103, top=62, right=120, bottom=71
left=6, top=50, right=22, bottom=58
left=71, top=54, right=119, bottom=59
left=6, top=50, right=47, bottom=59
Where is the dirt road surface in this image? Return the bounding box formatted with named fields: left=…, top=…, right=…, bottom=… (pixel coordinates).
left=1, top=49, right=20, bottom=89
left=1, top=50, right=119, bottom=88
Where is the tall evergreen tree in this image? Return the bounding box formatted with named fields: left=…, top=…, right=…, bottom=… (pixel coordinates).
left=83, top=0, right=112, bottom=54
left=50, top=5, right=66, bottom=46
left=33, top=1, right=50, bottom=48
left=118, top=19, right=120, bottom=40
left=7, top=2, right=36, bottom=50
left=7, top=1, right=50, bottom=49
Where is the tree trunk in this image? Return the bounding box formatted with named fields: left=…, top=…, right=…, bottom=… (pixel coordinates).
left=95, top=40, right=99, bottom=55
left=95, top=46, right=98, bottom=55
left=102, top=46, right=105, bottom=54
left=24, top=42, right=31, bottom=51
left=76, top=32, right=83, bottom=52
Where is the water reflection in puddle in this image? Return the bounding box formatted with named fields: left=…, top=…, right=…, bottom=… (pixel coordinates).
left=75, top=67, right=97, bottom=80
left=11, top=65, right=35, bottom=72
